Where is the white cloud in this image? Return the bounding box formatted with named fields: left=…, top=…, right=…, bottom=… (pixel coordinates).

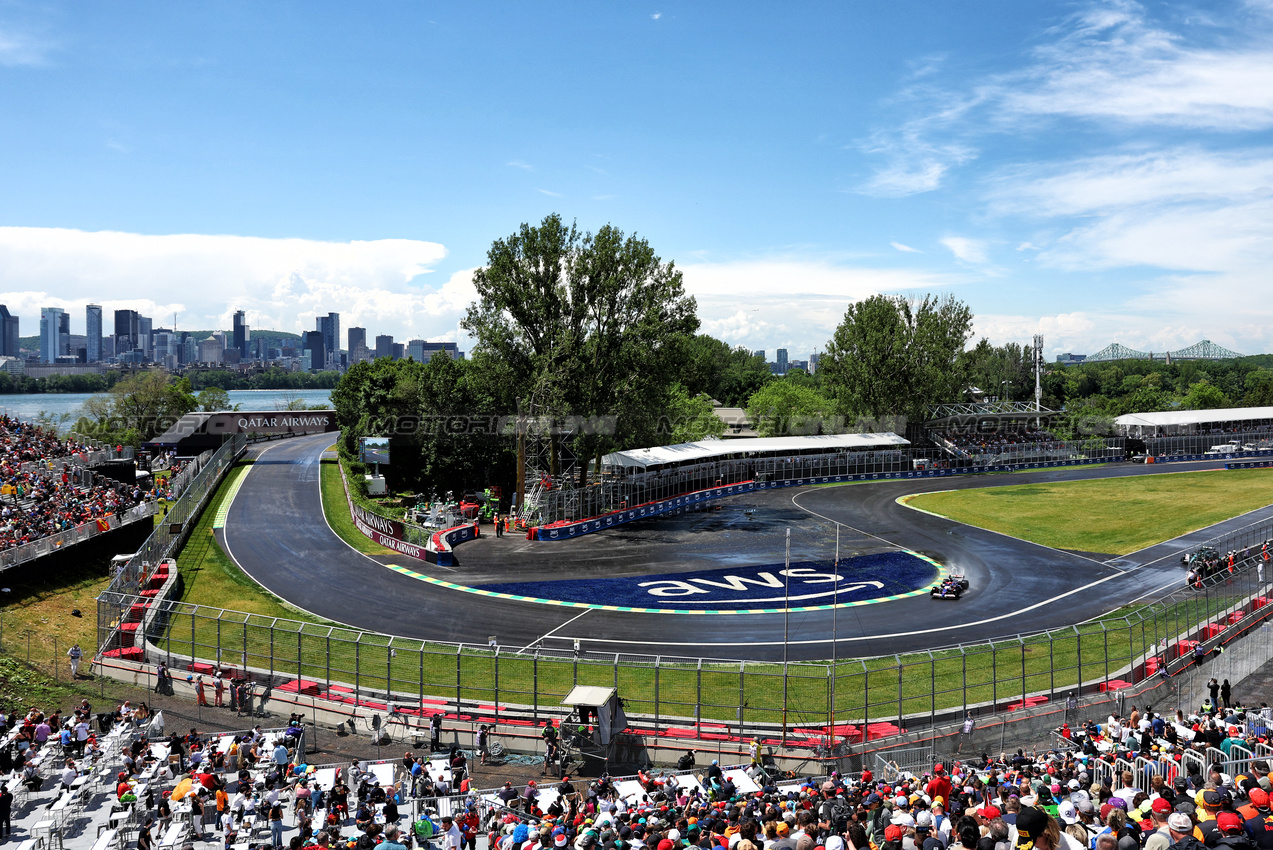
left=535, top=188, right=562, bottom=197
left=680, top=258, right=967, bottom=355
left=890, top=241, right=921, bottom=253
left=651, top=12, right=662, bottom=20
left=859, top=1, right=1273, bottom=195
left=506, top=160, right=533, bottom=171
left=939, top=237, right=989, bottom=264
left=0, top=227, right=466, bottom=340
left=0, top=26, right=53, bottom=67
left=1000, top=2, right=1273, bottom=131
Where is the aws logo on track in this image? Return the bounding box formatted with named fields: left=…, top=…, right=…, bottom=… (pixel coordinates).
left=475, top=552, right=939, bottom=612
left=639, top=567, right=882, bottom=604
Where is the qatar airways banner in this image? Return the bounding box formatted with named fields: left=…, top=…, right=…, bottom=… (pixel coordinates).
left=349, top=502, right=430, bottom=562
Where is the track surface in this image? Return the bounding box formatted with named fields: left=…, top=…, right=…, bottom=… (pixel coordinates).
left=219, top=433, right=1273, bottom=662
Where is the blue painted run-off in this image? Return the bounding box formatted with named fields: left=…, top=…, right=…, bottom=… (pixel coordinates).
left=475, top=551, right=938, bottom=611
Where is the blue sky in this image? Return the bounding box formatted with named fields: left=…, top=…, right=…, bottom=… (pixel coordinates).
left=2, top=0, right=1272, bottom=359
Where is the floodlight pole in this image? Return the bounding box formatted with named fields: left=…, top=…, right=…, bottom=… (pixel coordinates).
left=832, top=523, right=839, bottom=745
left=782, top=527, right=790, bottom=745
left=1033, top=334, right=1044, bottom=429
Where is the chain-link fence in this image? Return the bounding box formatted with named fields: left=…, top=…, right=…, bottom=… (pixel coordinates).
left=96, top=509, right=1273, bottom=744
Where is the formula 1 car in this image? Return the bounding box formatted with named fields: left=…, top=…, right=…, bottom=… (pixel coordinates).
left=930, top=574, right=970, bottom=599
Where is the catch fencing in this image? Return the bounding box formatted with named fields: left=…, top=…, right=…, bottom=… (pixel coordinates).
left=102, top=433, right=246, bottom=597
left=531, top=437, right=1125, bottom=526
left=96, top=511, right=1273, bottom=746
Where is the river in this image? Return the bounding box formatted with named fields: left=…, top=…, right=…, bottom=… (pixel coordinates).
left=0, top=389, right=334, bottom=427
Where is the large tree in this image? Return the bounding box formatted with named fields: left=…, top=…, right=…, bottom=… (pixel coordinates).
left=462, top=214, right=699, bottom=482
left=745, top=380, right=835, bottom=437
left=821, top=293, right=973, bottom=424
left=73, top=371, right=198, bottom=446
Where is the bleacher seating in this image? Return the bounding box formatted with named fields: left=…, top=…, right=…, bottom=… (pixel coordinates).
left=0, top=416, right=147, bottom=552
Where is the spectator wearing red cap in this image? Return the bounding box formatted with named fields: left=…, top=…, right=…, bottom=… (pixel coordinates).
left=1144, top=798, right=1175, bottom=850
left=1212, top=812, right=1254, bottom=850
left=1239, top=786, right=1270, bottom=822
left=926, top=766, right=952, bottom=810
left=1239, top=789, right=1272, bottom=850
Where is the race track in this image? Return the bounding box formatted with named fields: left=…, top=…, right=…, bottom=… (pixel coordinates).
left=218, top=432, right=1273, bottom=662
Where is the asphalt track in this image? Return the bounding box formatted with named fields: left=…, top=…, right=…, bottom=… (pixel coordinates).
left=218, top=432, right=1273, bottom=662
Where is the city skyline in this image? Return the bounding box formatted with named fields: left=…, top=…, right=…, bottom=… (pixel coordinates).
left=1, top=3, right=1271, bottom=359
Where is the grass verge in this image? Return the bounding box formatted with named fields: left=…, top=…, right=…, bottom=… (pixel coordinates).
left=904, top=468, right=1273, bottom=555
left=322, top=455, right=399, bottom=557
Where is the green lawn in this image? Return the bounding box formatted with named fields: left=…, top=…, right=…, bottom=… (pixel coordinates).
left=904, top=468, right=1273, bottom=555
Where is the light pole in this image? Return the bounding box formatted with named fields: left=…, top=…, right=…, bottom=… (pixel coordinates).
left=782, top=528, right=790, bottom=744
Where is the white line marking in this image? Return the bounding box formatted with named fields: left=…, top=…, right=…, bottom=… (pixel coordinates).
left=886, top=490, right=1112, bottom=568
left=554, top=561, right=1150, bottom=649
left=516, top=610, right=592, bottom=654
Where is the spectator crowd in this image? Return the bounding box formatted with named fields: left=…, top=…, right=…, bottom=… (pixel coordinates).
left=0, top=414, right=148, bottom=551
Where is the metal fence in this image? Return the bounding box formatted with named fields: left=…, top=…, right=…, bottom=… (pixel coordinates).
left=103, top=433, right=246, bottom=597
left=531, top=437, right=1125, bottom=525
left=96, top=509, right=1273, bottom=744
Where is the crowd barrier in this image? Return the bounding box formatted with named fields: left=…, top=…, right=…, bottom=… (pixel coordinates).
left=1226, top=458, right=1273, bottom=470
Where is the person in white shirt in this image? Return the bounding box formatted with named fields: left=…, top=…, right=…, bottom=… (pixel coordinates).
left=60, top=758, right=78, bottom=791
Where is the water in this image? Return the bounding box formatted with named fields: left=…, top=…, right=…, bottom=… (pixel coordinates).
left=0, top=389, right=334, bottom=426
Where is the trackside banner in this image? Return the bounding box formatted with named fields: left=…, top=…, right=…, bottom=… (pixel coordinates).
left=348, top=498, right=431, bottom=562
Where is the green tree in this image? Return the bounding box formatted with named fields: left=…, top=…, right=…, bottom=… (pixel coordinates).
left=196, top=387, right=234, bottom=412
left=745, top=381, right=835, bottom=437
left=72, top=371, right=198, bottom=446
left=821, top=293, right=973, bottom=423
left=462, top=214, right=698, bottom=483
left=664, top=384, right=726, bottom=444
left=1243, top=370, right=1273, bottom=407
left=1182, top=379, right=1228, bottom=410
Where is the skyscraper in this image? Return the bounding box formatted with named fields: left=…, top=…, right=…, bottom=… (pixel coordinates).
left=86, top=304, right=103, bottom=362
left=0, top=305, right=17, bottom=359
left=303, top=330, right=326, bottom=370
left=137, top=316, right=152, bottom=359
left=40, top=307, right=68, bottom=362
left=233, top=310, right=250, bottom=359
left=348, top=327, right=366, bottom=353
left=114, top=309, right=139, bottom=357
left=776, top=348, right=788, bottom=375
left=375, top=334, right=394, bottom=359
left=318, top=312, right=340, bottom=360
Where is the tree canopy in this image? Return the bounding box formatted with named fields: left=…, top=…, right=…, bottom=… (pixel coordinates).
left=462, top=214, right=699, bottom=480
left=820, top=293, right=973, bottom=422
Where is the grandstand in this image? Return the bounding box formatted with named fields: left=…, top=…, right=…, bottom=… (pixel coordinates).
left=1085, top=339, right=1244, bottom=363
left=1114, top=405, right=1273, bottom=457
left=0, top=415, right=156, bottom=569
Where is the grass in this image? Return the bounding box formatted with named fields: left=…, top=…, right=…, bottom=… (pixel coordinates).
left=321, top=456, right=400, bottom=557
left=903, top=468, right=1273, bottom=555
left=176, top=460, right=327, bottom=621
